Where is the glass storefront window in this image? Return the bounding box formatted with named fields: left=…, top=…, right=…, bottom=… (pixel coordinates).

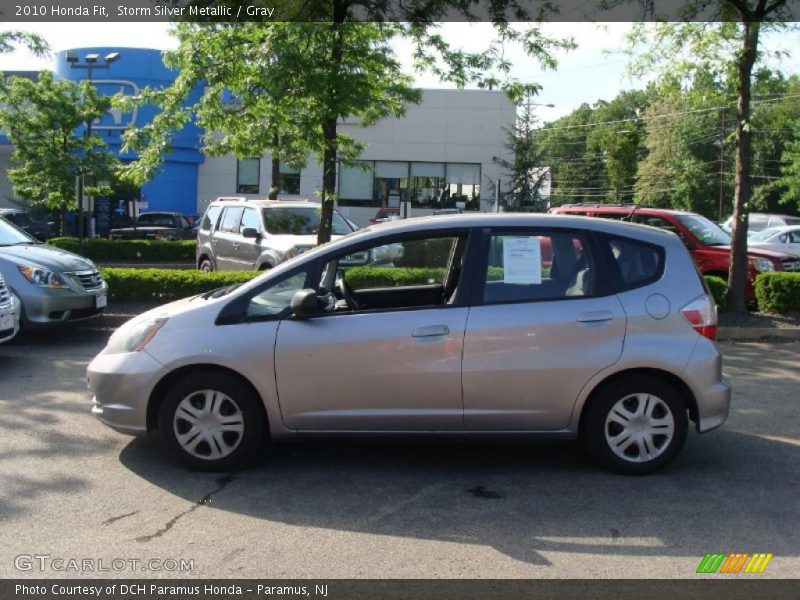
left=278, top=162, right=301, bottom=195
left=236, top=158, right=260, bottom=194
left=445, top=163, right=481, bottom=210
left=374, top=161, right=409, bottom=208
left=338, top=161, right=374, bottom=205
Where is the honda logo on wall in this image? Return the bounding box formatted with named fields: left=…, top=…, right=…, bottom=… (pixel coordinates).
left=91, top=80, right=139, bottom=130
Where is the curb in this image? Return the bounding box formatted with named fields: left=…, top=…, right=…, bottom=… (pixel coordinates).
left=717, top=327, right=800, bottom=341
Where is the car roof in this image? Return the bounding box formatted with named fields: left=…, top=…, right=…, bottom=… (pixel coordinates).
left=355, top=212, right=680, bottom=244
left=553, top=204, right=695, bottom=217
left=211, top=198, right=318, bottom=208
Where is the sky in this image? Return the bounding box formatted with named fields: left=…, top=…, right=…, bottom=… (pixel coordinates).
left=1, top=22, right=798, bottom=122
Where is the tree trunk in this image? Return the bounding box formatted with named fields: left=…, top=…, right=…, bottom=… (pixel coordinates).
left=316, top=2, right=345, bottom=246
left=269, top=132, right=280, bottom=199
left=727, top=20, right=759, bottom=314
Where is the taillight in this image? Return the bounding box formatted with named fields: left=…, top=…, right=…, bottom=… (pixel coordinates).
left=681, top=295, right=718, bottom=340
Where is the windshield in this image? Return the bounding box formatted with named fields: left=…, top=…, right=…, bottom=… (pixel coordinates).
left=675, top=214, right=731, bottom=246
left=750, top=227, right=782, bottom=242
left=262, top=207, right=354, bottom=236
left=137, top=213, right=176, bottom=227
left=0, top=217, right=38, bottom=245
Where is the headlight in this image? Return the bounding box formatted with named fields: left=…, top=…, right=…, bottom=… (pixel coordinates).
left=751, top=258, right=776, bottom=272
left=104, top=317, right=168, bottom=355
left=18, top=265, right=68, bottom=288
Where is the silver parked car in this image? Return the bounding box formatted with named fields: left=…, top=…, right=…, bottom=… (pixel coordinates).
left=0, top=272, right=21, bottom=343
left=195, top=197, right=356, bottom=272
left=0, top=217, right=107, bottom=328
left=89, top=214, right=730, bottom=474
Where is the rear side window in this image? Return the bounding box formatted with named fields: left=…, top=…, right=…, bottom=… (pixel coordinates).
left=201, top=206, right=222, bottom=231
left=482, top=231, right=593, bottom=304
left=608, top=237, right=664, bottom=290
left=219, top=207, right=244, bottom=233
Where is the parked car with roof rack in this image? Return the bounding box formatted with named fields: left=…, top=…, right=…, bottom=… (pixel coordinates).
left=196, top=197, right=358, bottom=272
left=0, top=216, right=107, bottom=329
left=549, top=204, right=800, bottom=300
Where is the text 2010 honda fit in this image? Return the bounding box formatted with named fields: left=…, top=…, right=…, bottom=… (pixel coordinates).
left=88, top=214, right=730, bottom=474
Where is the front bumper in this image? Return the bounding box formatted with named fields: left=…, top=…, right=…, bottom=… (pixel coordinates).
left=87, top=349, right=164, bottom=436
left=0, top=296, right=20, bottom=343
left=20, top=281, right=107, bottom=327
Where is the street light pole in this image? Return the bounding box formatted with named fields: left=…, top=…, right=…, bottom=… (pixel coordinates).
left=65, top=51, right=120, bottom=255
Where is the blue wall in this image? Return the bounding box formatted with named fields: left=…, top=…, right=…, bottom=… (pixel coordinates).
left=54, top=47, right=204, bottom=218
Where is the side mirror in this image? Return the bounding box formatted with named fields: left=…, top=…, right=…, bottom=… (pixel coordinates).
left=291, top=288, right=323, bottom=319
left=242, top=227, right=259, bottom=239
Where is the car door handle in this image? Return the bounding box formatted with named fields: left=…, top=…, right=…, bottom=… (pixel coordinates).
left=577, top=311, right=614, bottom=323
left=412, top=325, right=450, bottom=338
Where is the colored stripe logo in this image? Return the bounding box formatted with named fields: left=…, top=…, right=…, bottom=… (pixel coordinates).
left=697, top=553, right=773, bottom=574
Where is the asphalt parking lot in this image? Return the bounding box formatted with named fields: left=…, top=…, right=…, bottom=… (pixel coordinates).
left=0, top=323, right=798, bottom=579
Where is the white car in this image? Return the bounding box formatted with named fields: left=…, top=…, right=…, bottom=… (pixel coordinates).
left=0, top=272, right=20, bottom=344
left=748, top=225, right=800, bottom=255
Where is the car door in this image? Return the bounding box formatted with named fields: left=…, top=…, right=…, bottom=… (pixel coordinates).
left=228, top=206, right=262, bottom=270
left=213, top=206, right=245, bottom=270
left=273, top=232, right=470, bottom=431
left=462, top=229, right=626, bottom=431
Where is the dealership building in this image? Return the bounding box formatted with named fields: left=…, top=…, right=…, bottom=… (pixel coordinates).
left=1, top=47, right=515, bottom=230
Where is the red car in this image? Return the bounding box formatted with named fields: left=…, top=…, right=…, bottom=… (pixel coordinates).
left=369, top=208, right=400, bottom=224
left=549, top=204, right=800, bottom=299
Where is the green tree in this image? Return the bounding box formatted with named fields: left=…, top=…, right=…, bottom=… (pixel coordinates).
left=121, top=9, right=573, bottom=245
left=626, top=2, right=796, bottom=312
left=0, top=71, right=121, bottom=234
left=499, top=96, right=550, bottom=211
left=780, top=120, right=800, bottom=204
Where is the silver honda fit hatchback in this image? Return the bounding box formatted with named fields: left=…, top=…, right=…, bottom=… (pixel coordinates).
left=88, top=214, right=730, bottom=474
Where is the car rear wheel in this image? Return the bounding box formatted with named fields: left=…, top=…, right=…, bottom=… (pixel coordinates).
left=199, top=258, right=214, bottom=273
left=158, top=372, right=266, bottom=471
left=584, top=375, right=688, bottom=474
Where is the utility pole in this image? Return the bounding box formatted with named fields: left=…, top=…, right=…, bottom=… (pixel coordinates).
left=718, top=106, right=727, bottom=223
left=65, top=51, right=120, bottom=254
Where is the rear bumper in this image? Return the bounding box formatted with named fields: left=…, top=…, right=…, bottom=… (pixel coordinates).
left=684, top=337, right=732, bottom=433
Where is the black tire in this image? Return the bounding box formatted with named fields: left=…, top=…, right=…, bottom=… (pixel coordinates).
left=199, top=258, right=214, bottom=273
left=583, top=375, right=688, bottom=475
left=158, top=371, right=267, bottom=471
left=257, top=262, right=272, bottom=271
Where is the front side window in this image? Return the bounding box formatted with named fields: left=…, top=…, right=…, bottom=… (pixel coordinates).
left=483, top=232, right=592, bottom=303
left=236, top=158, right=260, bottom=194
left=247, top=271, right=309, bottom=319
left=262, top=207, right=353, bottom=236
left=219, top=206, right=244, bottom=233
left=240, top=207, right=261, bottom=234
left=320, top=235, right=464, bottom=313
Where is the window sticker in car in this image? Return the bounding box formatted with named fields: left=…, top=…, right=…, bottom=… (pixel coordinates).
left=502, top=236, right=542, bottom=285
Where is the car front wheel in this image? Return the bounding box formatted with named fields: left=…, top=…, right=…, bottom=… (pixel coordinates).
left=158, top=372, right=266, bottom=471
left=199, top=258, right=214, bottom=273
left=584, top=375, right=688, bottom=474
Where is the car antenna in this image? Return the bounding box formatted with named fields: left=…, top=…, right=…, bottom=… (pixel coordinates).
left=621, top=204, right=639, bottom=222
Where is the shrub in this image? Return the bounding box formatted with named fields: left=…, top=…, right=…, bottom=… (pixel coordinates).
left=100, top=268, right=259, bottom=302
left=754, top=272, right=800, bottom=313
left=49, top=237, right=196, bottom=262
left=704, top=275, right=728, bottom=307
left=345, top=267, right=446, bottom=288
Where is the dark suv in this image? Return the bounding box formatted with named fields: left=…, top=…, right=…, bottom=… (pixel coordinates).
left=550, top=204, right=800, bottom=299
left=108, top=212, right=195, bottom=241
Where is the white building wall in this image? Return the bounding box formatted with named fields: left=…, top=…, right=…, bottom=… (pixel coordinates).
left=196, top=89, right=515, bottom=227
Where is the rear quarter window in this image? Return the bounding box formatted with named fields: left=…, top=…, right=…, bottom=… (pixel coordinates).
left=201, top=206, right=222, bottom=231
left=607, top=237, right=665, bottom=291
